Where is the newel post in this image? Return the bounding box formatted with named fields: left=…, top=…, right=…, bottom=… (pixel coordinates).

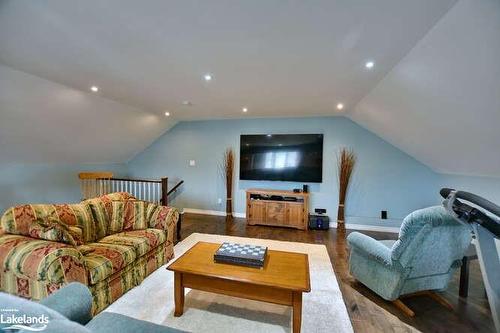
left=161, top=177, right=168, bottom=205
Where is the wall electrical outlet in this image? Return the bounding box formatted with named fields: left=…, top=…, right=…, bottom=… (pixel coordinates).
left=189, top=160, right=196, bottom=166
left=217, top=198, right=222, bottom=204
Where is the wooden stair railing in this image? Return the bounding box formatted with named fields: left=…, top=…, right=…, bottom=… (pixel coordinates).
left=167, top=180, right=184, bottom=197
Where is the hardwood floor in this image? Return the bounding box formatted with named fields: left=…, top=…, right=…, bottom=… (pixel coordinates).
left=179, top=213, right=495, bottom=333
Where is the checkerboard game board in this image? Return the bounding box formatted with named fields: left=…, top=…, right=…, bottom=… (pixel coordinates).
left=214, top=242, right=268, bottom=267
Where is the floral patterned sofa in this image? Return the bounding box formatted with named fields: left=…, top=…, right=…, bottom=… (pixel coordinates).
left=0, top=192, right=179, bottom=314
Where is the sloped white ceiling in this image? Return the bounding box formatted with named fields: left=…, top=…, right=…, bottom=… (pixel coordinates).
left=351, top=0, right=500, bottom=177
left=0, top=65, right=175, bottom=164
left=3, top=0, right=497, bottom=177
left=0, top=0, right=455, bottom=120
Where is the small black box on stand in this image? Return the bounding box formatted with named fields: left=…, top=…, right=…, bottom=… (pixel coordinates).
left=309, top=209, right=330, bottom=230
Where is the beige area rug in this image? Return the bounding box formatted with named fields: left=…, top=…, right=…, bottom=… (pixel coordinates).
left=105, top=233, right=354, bottom=332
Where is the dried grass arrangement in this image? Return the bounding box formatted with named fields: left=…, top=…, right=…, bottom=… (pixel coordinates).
left=221, top=148, right=235, bottom=216
left=336, top=148, right=356, bottom=230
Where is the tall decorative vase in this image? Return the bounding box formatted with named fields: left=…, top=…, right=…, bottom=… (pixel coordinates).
left=222, top=148, right=235, bottom=217
left=336, top=148, right=356, bottom=231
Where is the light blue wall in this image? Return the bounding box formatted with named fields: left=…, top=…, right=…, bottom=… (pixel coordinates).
left=127, top=116, right=441, bottom=227
left=0, top=163, right=127, bottom=213
left=2, top=117, right=498, bottom=228
left=438, top=173, right=500, bottom=204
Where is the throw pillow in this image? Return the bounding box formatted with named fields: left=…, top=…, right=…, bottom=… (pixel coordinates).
left=28, top=217, right=80, bottom=246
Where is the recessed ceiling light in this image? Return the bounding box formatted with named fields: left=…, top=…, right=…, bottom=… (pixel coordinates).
left=164, top=112, right=170, bottom=117
left=182, top=100, right=192, bottom=106
left=90, top=86, right=99, bottom=92
left=336, top=103, right=344, bottom=110
left=242, top=107, right=248, bottom=113
left=365, top=61, right=375, bottom=69
left=203, top=74, right=213, bottom=81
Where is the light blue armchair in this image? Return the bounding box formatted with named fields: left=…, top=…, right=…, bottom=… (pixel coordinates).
left=347, top=206, right=471, bottom=316
left=0, top=283, right=185, bottom=333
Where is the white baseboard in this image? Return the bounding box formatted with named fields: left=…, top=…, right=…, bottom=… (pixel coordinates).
left=340, top=216, right=402, bottom=233
left=182, top=208, right=245, bottom=218
left=330, top=222, right=400, bottom=233
left=181, top=208, right=400, bottom=233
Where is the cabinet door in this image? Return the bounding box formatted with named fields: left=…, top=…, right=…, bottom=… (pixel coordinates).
left=286, top=203, right=304, bottom=228
left=248, top=200, right=266, bottom=224
left=266, top=202, right=286, bottom=225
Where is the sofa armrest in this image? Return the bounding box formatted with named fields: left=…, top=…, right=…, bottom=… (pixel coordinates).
left=0, top=235, right=87, bottom=284
left=148, top=206, right=180, bottom=243
left=347, top=232, right=393, bottom=267
left=40, top=282, right=93, bottom=325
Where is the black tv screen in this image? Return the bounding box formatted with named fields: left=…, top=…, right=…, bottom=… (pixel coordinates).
left=240, top=134, right=323, bottom=182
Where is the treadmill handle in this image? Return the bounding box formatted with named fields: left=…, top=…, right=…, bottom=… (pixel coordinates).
left=441, top=188, right=500, bottom=238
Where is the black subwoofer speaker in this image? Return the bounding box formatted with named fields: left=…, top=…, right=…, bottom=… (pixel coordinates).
left=309, top=214, right=329, bottom=230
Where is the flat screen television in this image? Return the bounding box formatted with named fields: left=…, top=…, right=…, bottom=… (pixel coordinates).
left=240, top=134, right=323, bottom=182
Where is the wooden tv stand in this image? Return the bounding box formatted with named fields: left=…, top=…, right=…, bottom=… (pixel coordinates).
left=246, top=189, right=309, bottom=230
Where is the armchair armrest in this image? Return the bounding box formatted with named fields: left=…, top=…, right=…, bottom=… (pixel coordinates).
left=40, top=282, right=93, bottom=325
left=347, top=232, right=393, bottom=267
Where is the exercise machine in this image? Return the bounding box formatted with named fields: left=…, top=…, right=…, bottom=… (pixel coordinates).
left=441, top=188, right=500, bottom=332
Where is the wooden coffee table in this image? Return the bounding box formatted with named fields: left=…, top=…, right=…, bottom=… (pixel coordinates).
left=167, top=241, right=310, bottom=333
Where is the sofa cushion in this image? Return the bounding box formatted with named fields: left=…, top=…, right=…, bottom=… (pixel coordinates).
left=83, top=243, right=137, bottom=284
left=82, top=198, right=113, bottom=241
left=0, top=234, right=86, bottom=284
left=1, top=204, right=94, bottom=244
left=82, top=192, right=137, bottom=240
left=108, top=201, right=148, bottom=235
left=98, top=229, right=167, bottom=257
